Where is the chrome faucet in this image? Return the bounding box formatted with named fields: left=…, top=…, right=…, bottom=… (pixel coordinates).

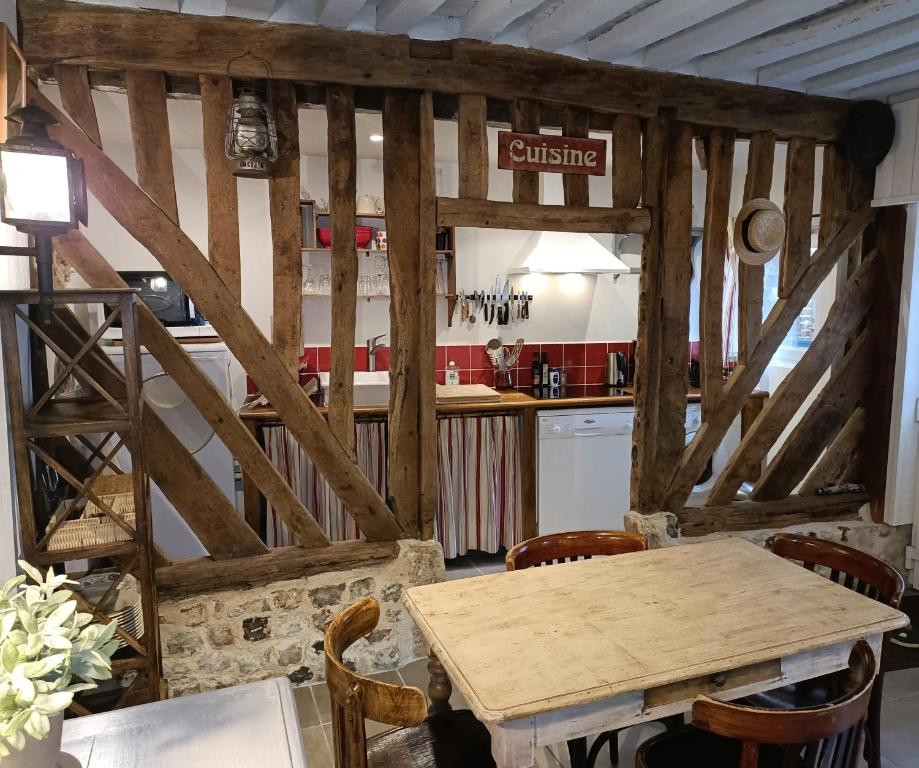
left=367, top=333, right=387, bottom=372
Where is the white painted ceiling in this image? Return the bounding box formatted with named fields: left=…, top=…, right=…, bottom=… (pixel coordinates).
left=64, top=0, right=919, bottom=102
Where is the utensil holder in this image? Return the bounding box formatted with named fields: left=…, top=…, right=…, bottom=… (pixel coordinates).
left=494, top=369, right=514, bottom=390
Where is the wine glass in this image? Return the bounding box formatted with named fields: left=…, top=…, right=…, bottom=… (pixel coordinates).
left=303, top=263, right=315, bottom=295
left=319, top=274, right=330, bottom=295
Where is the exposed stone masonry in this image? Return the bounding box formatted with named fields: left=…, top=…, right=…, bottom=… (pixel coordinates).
left=158, top=539, right=445, bottom=697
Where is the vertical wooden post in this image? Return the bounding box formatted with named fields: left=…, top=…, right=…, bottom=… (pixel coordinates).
left=562, top=106, right=590, bottom=207
left=630, top=112, right=668, bottom=512
left=54, top=64, right=102, bottom=148
left=458, top=94, right=488, bottom=200
left=612, top=114, right=641, bottom=209
left=512, top=99, right=540, bottom=204
left=699, top=128, right=734, bottom=419
left=384, top=89, right=436, bottom=537
left=268, top=80, right=303, bottom=377
left=738, top=131, right=775, bottom=366
left=819, top=144, right=847, bottom=249
left=653, top=121, right=694, bottom=502
left=200, top=74, right=241, bottom=300
left=780, top=137, right=816, bottom=298
left=125, top=69, right=178, bottom=224
left=327, top=85, right=358, bottom=457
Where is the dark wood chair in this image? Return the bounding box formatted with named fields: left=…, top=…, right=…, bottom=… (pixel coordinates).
left=325, top=597, right=496, bottom=768
left=506, top=530, right=649, bottom=768
left=744, top=533, right=905, bottom=768
left=636, top=640, right=877, bottom=768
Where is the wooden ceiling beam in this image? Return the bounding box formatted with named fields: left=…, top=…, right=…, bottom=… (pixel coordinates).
left=805, top=43, right=919, bottom=95
left=460, top=0, right=543, bottom=40
left=376, top=0, right=442, bottom=34
left=19, top=0, right=851, bottom=141
left=315, top=0, right=365, bottom=27
left=527, top=0, right=639, bottom=52
left=699, top=0, right=919, bottom=78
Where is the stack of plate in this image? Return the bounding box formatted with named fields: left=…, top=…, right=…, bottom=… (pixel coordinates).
left=77, top=572, right=144, bottom=650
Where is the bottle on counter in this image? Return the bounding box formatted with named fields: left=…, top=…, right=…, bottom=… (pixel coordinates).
left=531, top=353, right=541, bottom=387
left=541, top=353, right=549, bottom=388
left=445, top=360, right=460, bottom=386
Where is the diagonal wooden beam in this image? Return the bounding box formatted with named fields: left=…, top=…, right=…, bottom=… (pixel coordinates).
left=326, top=85, right=358, bottom=458
left=53, top=63, right=101, bottom=148
left=661, top=205, right=875, bottom=512
left=54, top=230, right=332, bottom=549
left=753, top=330, right=871, bottom=501
left=30, top=81, right=405, bottom=542
left=49, top=307, right=268, bottom=559
left=800, top=407, right=867, bottom=495
left=125, top=69, right=178, bottom=223
left=706, top=250, right=878, bottom=505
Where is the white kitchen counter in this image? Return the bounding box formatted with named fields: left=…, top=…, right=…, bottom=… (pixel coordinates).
left=60, top=678, right=308, bottom=768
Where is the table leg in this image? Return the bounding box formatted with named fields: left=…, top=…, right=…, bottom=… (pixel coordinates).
left=427, top=652, right=453, bottom=715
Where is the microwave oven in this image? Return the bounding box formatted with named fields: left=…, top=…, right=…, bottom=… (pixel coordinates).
left=106, top=271, right=209, bottom=328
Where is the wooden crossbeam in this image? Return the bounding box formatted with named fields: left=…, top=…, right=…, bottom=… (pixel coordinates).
left=48, top=307, right=268, bottom=559
left=612, top=114, right=641, bottom=209
left=562, top=106, right=590, bottom=208
left=677, top=493, right=866, bottom=538
left=457, top=94, right=488, bottom=200
left=125, top=69, right=178, bottom=223
left=383, top=89, right=437, bottom=537
left=326, top=84, right=358, bottom=458
left=31, top=81, right=405, bottom=542
left=436, top=198, right=650, bottom=233
left=706, top=250, right=878, bottom=505
left=54, top=230, right=332, bottom=549
left=753, top=331, right=871, bottom=501
left=653, top=121, right=693, bottom=504
left=268, top=80, right=303, bottom=377
left=512, top=99, right=540, bottom=204
left=53, top=64, right=100, bottom=148
left=800, top=407, right=867, bottom=495
left=200, top=74, right=241, bottom=300
left=661, top=205, right=874, bottom=513
left=629, top=113, right=668, bottom=512
left=780, top=137, right=816, bottom=298
left=21, top=0, right=852, bottom=141
left=699, top=127, right=734, bottom=419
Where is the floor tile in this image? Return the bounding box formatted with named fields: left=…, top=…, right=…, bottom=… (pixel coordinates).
left=882, top=667, right=919, bottom=702
left=368, top=670, right=402, bottom=686
left=312, top=682, right=332, bottom=724
left=300, top=724, right=331, bottom=768
left=444, top=564, right=482, bottom=581
left=293, top=684, right=320, bottom=728
left=880, top=694, right=919, bottom=768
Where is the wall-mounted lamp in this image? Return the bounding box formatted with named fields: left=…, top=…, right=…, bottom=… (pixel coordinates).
left=224, top=52, right=278, bottom=179
left=0, top=102, right=87, bottom=323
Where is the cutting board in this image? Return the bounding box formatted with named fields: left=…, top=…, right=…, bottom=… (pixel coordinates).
left=435, top=384, right=502, bottom=404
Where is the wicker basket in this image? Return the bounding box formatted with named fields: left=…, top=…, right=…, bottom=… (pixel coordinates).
left=46, top=474, right=136, bottom=552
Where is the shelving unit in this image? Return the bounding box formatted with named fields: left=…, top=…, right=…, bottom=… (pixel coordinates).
left=0, top=289, right=161, bottom=715
left=300, top=200, right=459, bottom=325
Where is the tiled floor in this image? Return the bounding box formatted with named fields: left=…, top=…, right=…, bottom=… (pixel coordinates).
left=295, top=551, right=919, bottom=767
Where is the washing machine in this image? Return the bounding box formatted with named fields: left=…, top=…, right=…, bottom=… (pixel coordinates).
left=684, top=402, right=741, bottom=506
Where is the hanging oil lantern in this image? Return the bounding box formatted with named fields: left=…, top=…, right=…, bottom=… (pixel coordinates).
left=223, top=52, right=278, bottom=178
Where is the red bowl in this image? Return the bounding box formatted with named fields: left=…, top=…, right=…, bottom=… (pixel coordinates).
left=355, top=225, right=373, bottom=249
left=317, top=227, right=332, bottom=247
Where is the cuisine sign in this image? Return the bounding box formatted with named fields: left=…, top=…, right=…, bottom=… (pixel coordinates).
left=497, top=131, right=607, bottom=176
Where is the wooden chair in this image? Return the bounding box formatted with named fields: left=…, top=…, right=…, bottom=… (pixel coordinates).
left=506, top=530, right=648, bottom=768
left=636, top=640, right=877, bottom=768
left=746, top=533, right=905, bottom=768
left=324, top=597, right=496, bottom=768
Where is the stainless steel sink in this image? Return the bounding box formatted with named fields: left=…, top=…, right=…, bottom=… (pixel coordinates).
left=318, top=371, right=390, bottom=407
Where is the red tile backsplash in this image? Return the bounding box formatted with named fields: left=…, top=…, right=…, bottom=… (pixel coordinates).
left=298, top=341, right=637, bottom=389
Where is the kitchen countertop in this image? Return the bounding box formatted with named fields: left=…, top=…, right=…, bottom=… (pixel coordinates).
left=238, top=384, right=765, bottom=424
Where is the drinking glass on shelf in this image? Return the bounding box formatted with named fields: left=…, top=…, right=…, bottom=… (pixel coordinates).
left=319, top=274, right=330, bottom=295
left=358, top=275, right=371, bottom=296
left=303, top=263, right=315, bottom=295
left=375, top=254, right=386, bottom=294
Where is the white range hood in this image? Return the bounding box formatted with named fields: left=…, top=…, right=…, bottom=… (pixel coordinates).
left=506, top=231, right=631, bottom=275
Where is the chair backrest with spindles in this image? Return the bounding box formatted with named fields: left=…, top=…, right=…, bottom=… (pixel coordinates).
left=691, top=641, right=876, bottom=768
left=505, top=530, right=647, bottom=571
left=324, top=598, right=428, bottom=768
left=771, top=533, right=904, bottom=609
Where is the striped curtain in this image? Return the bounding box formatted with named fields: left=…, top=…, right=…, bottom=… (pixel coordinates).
left=435, top=414, right=522, bottom=560
left=262, top=421, right=387, bottom=547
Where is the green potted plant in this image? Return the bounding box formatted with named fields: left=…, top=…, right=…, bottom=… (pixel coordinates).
left=0, top=561, right=120, bottom=766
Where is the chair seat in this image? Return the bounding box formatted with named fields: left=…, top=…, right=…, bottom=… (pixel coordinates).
left=739, top=668, right=851, bottom=710
left=637, top=726, right=797, bottom=768
left=367, top=709, right=497, bottom=768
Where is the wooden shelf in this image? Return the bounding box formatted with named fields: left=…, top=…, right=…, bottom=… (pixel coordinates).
left=33, top=541, right=137, bottom=565
left=25, top=400, right=130, bottom=438
left=303, top=293, right=451, bottom=300
left=301, top=248, right=453, bottom=255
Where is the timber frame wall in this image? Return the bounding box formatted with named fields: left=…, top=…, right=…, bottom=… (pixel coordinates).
left=12, top=0, right=906, bottom=590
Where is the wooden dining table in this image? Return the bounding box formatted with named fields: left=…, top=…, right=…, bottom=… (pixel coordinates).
left=403, top=538, right=908, bottom=768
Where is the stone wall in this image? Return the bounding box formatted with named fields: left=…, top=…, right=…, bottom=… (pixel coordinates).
left=158, top=539, right=445, bottom=697
left=624, top=508, right=912, bottom=572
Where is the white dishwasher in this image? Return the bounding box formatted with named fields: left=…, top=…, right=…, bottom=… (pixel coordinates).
left=537, top=408, right=634, bottom=535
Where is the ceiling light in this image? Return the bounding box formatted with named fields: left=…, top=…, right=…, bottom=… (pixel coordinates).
left=369, top=134, right=384, bottom=142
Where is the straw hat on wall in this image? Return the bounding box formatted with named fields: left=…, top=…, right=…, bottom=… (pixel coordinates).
left=733, top=198, right=785, bottom=265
